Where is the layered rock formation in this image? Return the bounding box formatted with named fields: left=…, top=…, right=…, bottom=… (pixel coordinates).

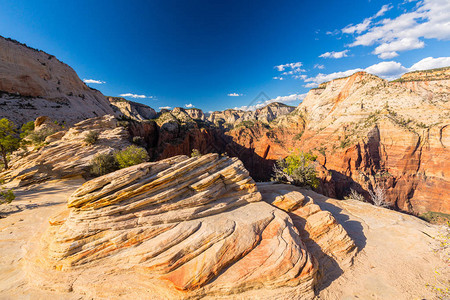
left=208, top=102, right=295, bottom=126
left=0, top=115, right=130, bottom=186
left=223, top=69, right=449, bottom=214
left=258, top=183, right=357, bottom=276
left=108, top=97, right=157, bottom=121
left=32, top=154, right=319, bottom=299
left=0, top=36, right=116, bottom=125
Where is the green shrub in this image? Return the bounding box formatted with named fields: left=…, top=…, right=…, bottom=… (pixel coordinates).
left=20, top=121, right=35, bottom=139
left=271, top=151, right=319, bottom=188
left=191, top=149, right=201, bottom=157
left=344, top=188, right=366, bottom=202
left=115, top=145, right=149, bottom=169
left=84, top=131, right=99, bottom=145
left=0, top=188, right=15, bottom=204
left=90, top=153, right=118, bottom=176
left=27, top=128, right=57, bottom=145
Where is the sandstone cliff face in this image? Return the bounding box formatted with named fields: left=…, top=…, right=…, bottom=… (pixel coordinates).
left=222, top=69, right=449, bottom=214
left=0, top=36, right=116, bottom=125
left=208, top=102, right=295, bottom=126
left=108, top=97, right=156, bottom=121
left=0, top=115, right=131, bottom=186
left=31, top=154, right=322, bottom=299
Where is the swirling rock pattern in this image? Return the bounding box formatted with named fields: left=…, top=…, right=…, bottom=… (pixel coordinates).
left=35, top=154, right=318, bottom=299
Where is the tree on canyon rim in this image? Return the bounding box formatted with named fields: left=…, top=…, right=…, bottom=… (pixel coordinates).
left=0, top=118, right=19, bottom=170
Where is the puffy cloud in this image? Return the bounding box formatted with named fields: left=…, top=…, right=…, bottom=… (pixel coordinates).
left=234, top=93, right=306, bottom=111
left=159, top=106, right=171, bottom=110
left=227, top=93, right=243, bottom=96
left=185, top=103, right=194, bottom=108
left=373, top=38, right=425, bottom=58
left=314, top=64, right=325, bottom=69
left=409, top=56, right=450, bottom=71
left=342, top=4, right=392, bottom=35
left=342, top=19, right=372, bottom=34
left=119, top=93, right=150, bottom=99
left=345, top=0, right=450, bottom=58
left=274, top=62, right=303, bottom=72
left=83, top=79, right=106, bottom=84
left=364, top=61, right=408, bottom=79
left=319, top=50, right=349, bottom=59
left=273, top=77, right=284, bottom=80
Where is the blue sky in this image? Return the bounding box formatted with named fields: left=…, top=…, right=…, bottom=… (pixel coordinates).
left=0, top=0, right=449, bottom=112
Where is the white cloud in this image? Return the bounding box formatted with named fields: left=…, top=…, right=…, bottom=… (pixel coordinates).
left=185, top=103, right=194, bottom=108
left=342, top=18, right=372, bottom=34
left=119, top=93, right=150, bottom=99
left=314, top=64, right=325, bottom=69
left=345, top=0, right=450, bottom=58
left=373, top=37, right=425, bottom=58
left=234, top=93, right=306, bottom=111
left=273, top=77, right=284, bottom=80
left=159, top=106, right=171, bottom=110
left=409, top=56, right=450, bottom=71
left=274, top=62, right=303, bottom=72
left=299, top=56, right=450, bottom=86
left=341, top=4, right=392, bottom=35
left=228, top=93, right=243, bottom=96
left=365, top=61, right=408, bottom=80
left=374, top=4, right=393, bottom=18
left=319, top=50, right=349, bottom=59
left=83, top=79, right=106, bottom=84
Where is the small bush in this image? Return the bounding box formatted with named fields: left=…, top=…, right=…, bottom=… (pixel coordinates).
left=271, top=151, right=319, bottom=188
left=20, top=121, right=35, bottom=139
left=369, top=186, right=389, bottom=207
left=115, top=145, right=149, bottom=169
left=90, top=153, right=118, bottom=176
left=344, top=189, right=366, bottom=202
left=191, top=149, right=201, bottom=157
left=84, top=131, right=99, bottom=145
left=0, top=188, right=15, bottom=204
left=27, top=128, right=57, bottom=145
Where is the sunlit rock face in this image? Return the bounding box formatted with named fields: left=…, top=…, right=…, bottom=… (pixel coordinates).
left=224, top=69, right=450, bottom=214
left=0, top=115, right=131, bottom=186
left=0, top=36, right=116, bottom=125
left=33, top=154, right=318, bottom=299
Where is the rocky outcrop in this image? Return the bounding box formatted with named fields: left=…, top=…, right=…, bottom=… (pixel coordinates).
left=108, top=97, right=157, bottom=121
left=258, top=183, right=357, bottom=276
left=0, top=115, right=130, bottom=186
left=185, top=108, right=206, bottom=121
left=208, top=102, right=295, bottom=126
left=0, top=36, right=116, bottom=125
left=32, top=154, right=319, bottom=299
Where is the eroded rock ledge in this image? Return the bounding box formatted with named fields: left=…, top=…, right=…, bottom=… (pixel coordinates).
left=31, top=154, right=321, bottom=299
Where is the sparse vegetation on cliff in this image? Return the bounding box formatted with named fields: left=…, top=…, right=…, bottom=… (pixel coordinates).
left=0, top=118, right=20, bottom=170
left=84, top=131, right=99, bottom=145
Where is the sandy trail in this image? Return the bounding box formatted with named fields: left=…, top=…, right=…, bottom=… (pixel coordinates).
left=0, top=178, right=85, bottom=299
left=0, top=180, right=447, bottom=299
